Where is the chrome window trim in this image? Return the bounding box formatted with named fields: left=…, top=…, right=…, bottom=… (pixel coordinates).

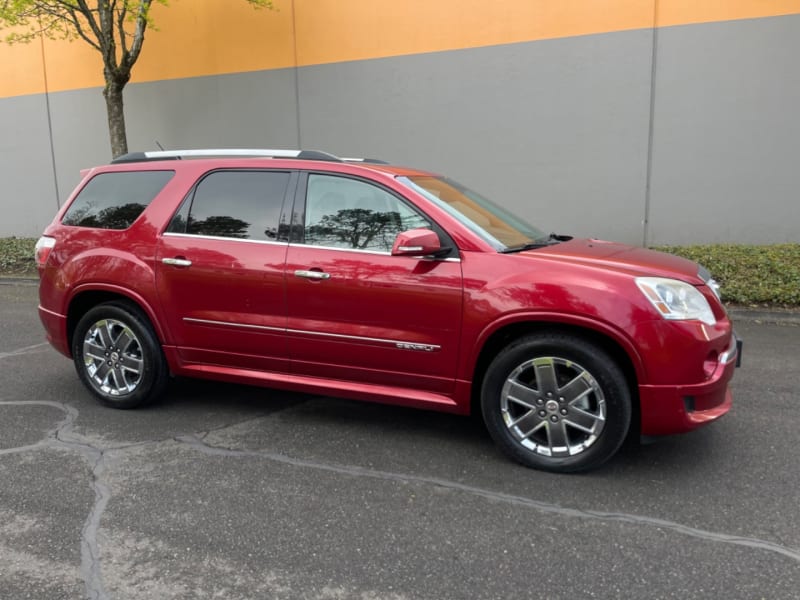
left=183, top=317, right=441, bottom=351
left=164, top=232, right=289, bottom=246
left=287, top=242, right=461, bottom=262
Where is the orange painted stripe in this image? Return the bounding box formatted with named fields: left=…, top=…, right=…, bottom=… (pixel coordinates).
left=1, top=0, right=800, bottom=98
left=293, top=0, right=653, bottom=66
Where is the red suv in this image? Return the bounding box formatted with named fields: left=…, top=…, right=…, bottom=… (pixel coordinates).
left=35, top=149, right=740, bottom=472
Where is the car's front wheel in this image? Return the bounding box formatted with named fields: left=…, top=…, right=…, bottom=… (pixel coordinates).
left=72, top=302, right=168, bottom=409
left=481, top=333, right=631, bottom=473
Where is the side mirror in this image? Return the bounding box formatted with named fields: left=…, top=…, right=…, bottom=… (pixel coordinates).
left=391, top=228, right=443, bottom=257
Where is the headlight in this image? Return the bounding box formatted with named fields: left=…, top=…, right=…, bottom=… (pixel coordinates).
left=635, top=277, right=716, bottom=325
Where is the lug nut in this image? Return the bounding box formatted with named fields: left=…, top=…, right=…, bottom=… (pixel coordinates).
left=560, top=408, right=568, bottom=415
left=538, top=410, right=547, bottom=418
left=550, top=415, right=558, bottom=422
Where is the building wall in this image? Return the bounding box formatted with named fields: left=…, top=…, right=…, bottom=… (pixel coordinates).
left=1, top=0, right=799, bottom=245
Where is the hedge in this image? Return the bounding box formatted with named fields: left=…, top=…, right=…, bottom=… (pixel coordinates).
left=2, top=237, right=797, bottom=307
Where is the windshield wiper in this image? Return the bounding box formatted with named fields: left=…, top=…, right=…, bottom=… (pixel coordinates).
left=501, top=233, right=570, bottom=254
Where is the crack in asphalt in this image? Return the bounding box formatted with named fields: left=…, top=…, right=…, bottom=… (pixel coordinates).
left=3, top=397, right=800, bottom=600
left=0, top=342, right=49, bottom=360
left=0, top=401, right=111, bottom=600
left=177, top=433, right=800, bottom=564
left=0, top=399, right=281, bottom=600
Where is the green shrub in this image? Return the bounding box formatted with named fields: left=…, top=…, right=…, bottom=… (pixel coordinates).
left=1, top=237, right=797, bottom=307
left=653, top=244, right=800, bottom=307
left=0, top=237, right=37, bottom=276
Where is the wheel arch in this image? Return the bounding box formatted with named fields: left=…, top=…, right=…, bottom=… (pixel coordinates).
left=66, top=284, right=167, bottom=356
left=468, top=317, right=642, bottom=429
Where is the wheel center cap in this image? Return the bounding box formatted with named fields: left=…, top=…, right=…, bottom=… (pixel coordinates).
left=110, top=351, right=120, bottom=362
left=545, top=400, right=559, bottom=412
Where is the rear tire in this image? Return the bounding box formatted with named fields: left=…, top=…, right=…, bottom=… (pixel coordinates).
left=72, top=302, right=168, bottom=409
left=481, top=332, right=631, bottom=473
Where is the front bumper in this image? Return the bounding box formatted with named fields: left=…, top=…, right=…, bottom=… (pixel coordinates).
left=639, top=333, right=740, bottom=436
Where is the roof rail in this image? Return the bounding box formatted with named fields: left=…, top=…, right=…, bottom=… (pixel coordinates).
left=110, top=148, right=345, bottom=164
left=341, top=157, right=390, bottom=165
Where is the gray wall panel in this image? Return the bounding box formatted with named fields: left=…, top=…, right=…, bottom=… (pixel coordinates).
left=0, top=94, right=60, bottom=237
left=2, top=15, right=799, bottom=245
left=123, top=68, right=300, bottom=151
left=43, top=68, right=301, bottom=235
left=297, top=31, right=654, bottom=245
left=648, top=14, right=800, bottom=245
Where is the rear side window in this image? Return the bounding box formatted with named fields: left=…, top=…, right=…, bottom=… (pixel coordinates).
left=62, top=170, right=174, bottom=229
left=167, top=170, right=290, bottom=241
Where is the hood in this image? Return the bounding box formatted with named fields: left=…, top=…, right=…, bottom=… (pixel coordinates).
left=524, top=238, right=704, bottom=283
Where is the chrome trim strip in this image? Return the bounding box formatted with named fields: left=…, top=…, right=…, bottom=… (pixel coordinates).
left=163, top=232, right=289, bottom=246
left=183, top=318, right=284, bottom=333
left=183, top=318, right=441, bottom=352
left=286, top=328, right=441, bottom=351
left=290, top=244, right=392, bottom=256
left=288, top=242, right=461, bottom=262
left=719, top=336, right=739, bottom=365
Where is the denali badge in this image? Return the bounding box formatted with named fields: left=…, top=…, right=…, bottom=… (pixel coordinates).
left=395, top=342, right=439, bottom=352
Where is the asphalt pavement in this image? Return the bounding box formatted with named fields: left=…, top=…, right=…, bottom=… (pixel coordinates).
left=1, top=280, right=799, bottom=599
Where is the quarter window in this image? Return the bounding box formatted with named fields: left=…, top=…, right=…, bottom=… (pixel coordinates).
left=302, top=174, right=431, bottom=251
left=62, top=170, right=174, bottom=229
left=169, top=171, right=290, bottom=241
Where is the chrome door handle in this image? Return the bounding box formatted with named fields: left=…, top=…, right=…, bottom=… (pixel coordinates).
left=162, top=257, right=192, bottom=267
left=294, top=269, right=330, bottom=280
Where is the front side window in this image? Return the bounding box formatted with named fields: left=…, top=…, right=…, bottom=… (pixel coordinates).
left=168, top=170, right=290, bottom=241
left=301, top=174, right=431, bottom=252
left=399, top=175, right=549, bottom=251
left=62, top=170, right=174, bottom=229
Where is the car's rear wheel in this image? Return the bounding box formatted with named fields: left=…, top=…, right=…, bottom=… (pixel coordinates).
left=481, top=333, right=631, bottom=473
left=72, top=302, right=168, bottom=409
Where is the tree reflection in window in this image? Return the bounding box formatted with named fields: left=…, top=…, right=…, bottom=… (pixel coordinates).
left=187, top=215, right=251, bottom=239
left=305, top=208, right=403, bottom=251
left=64, top=202, right=146, bottom=229
left=61, top=170, right=174, bottom=230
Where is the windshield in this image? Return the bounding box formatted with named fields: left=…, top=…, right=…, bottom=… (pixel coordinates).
left=399, top=175, right=548, bottom=251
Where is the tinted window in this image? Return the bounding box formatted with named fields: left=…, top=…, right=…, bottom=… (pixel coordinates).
left=62, top=170, right=174, bottom=229
left=171, top=171, right=289, bottom=241
left=303, top=174, right=431, bottom=251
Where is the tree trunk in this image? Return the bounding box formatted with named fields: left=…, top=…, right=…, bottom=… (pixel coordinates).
left=103, top=80, right=128, bottom=159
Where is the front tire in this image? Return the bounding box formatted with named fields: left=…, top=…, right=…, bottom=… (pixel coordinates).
left=481, top=333, right=631, bottom=473
left=72, top=302, right=168, bottom=409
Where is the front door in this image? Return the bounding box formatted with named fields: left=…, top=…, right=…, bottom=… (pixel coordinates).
left=284, top=173, right=463, bottom=394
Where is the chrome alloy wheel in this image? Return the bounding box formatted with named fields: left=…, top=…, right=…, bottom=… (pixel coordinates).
left=82, top=318, right=144, bottom=396
left=500, top=357, right=606, bottom=457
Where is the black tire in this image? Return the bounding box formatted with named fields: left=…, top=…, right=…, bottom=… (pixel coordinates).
left=481, top=332, right=631, bottom=473
left=72, top=301, right=168, bottom=409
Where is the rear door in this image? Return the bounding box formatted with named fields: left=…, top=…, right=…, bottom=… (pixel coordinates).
left=156, top=169, right=294, bottom=372
left=284, top=172, right=463, bottom=394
